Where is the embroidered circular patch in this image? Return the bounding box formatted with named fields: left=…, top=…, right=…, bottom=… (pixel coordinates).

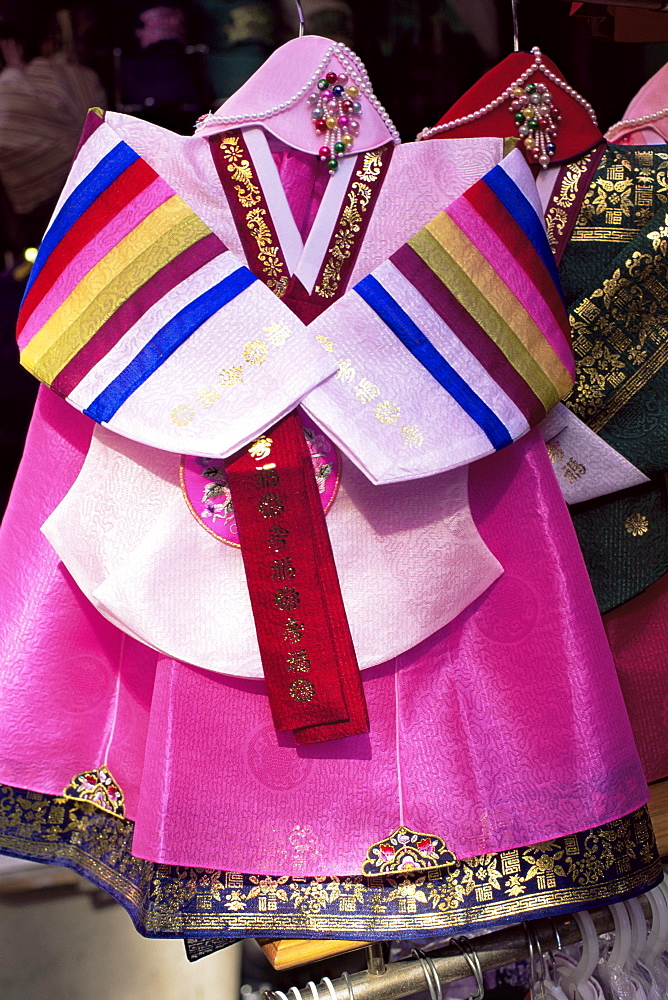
left=180, top=412, right=340, bottom=548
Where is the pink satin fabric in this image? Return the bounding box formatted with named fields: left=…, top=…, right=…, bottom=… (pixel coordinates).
left=271, top=144, right=329, bottom=243
left=606, top=61, right=668, bottom=144
left=0, top=388, right=156, bottom=810
left=0, top=390, right=647, bottom=875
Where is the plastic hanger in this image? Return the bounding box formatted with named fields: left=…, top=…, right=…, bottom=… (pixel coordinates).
left=194, top=32, right=397, bottom=156
left=643, top=881, right=668, bottom=961
left=557, top=911, right=601, bottom=1000
left=512, top=0, right=520, bottom=51
left=418, top=0, right=603, bottom=166
left=608, top=903, right=633, bottom=970
left=296, top=0, right=305, bottom=36
left=626, top=898, right=648, bottom=971
left=634, top=878, right=668, bottom=999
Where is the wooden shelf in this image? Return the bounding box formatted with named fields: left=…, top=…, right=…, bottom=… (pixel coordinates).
left=649, top=778, right=668, bottom=857
left=258, top=937, right=370, bottom=971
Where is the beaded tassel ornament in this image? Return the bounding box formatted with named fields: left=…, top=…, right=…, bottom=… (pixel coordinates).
left=308, top=72, right=362, bottom=173
left=511, top=80, right=559, bottom=168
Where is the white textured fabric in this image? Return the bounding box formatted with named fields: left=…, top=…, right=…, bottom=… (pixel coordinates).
left=86, top=265, right=338, bottom=458
left=302, top=282, right=496, bottom=484
left=539, top=404, right=650, bottom=504
left=303, top=258, right=531, bottom=484
left=68, top=257, right=243, bottom=408
left=349, top=138, right=504, bottom=287
left=301, top=149, right=569, bottom=485
left=42, top=424, right=502, bottom=679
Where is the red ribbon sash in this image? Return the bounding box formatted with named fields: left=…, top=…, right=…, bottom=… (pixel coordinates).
left=224, top=411, right=369, bottom=744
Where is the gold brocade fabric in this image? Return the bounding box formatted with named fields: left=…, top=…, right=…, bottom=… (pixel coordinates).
left=0, top=784, right=660, bottom=938
left=558, top=147, right=668, bottom=438
left=550, top=145, right=668, bottom=612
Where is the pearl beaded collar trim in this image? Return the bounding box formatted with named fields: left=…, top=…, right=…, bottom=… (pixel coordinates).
left=194, top=42, right=401, bottom=147
left=416, top=47, right=598, bottom=166
left=606, top=106, right=668, bottom=139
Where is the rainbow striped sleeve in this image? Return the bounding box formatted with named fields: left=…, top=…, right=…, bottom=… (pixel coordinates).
left=302, top=148, right=575, bottom=485
left=17, top=110, right=337, bottom=458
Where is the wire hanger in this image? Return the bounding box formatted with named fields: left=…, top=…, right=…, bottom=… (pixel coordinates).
left=295, top=0, right=305, bottom=37
left=511, top=0, right=520, bottom=51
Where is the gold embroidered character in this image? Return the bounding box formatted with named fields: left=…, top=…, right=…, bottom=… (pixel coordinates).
left=286, top=649, right=311, bottom=673
left=255, top=469, right=279, bottom=489
left=267, top=522, right=289, bottom=550
left=316, top=334, right=335, bottom=352
left=283, top=617, right=305, bottom=643
left=170, top=403, right=195, bottom=426
left=354, top=379, right=380, bottom=403
left=194, top=385, right=222, bottom=409
left=374, top=400, right=400, bottom=424
left=271, top=558, right=296, bottom=581
left=274, top=587, right=301, bottom=611
left=248, top=436, right=273, bottom=459
left=219, top=366, right=244, bottom=387
left=242, top=340, right=269, bottom=366
left=401, top=425, right=424, bottom=449
left=335, top=359, right=356, bottom=383
left=263, top=322, right=291, bottom=347
left=290, top=678, right=314, bottom=701
left=258, top=492, right=284, bottom=518
left=563, top=457, right=586, bottom=483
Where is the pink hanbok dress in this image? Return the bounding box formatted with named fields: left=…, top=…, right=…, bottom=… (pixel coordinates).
left=0, top=36, right=659, bottom=942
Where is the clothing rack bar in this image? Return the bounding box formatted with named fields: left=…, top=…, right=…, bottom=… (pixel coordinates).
left=262, top=906, right=619, bottom=1000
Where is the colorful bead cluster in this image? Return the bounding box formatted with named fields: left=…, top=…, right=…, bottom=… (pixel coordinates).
left=308, top=71, right=362, bottom=173
left=511, top=80, right=559, bottom=168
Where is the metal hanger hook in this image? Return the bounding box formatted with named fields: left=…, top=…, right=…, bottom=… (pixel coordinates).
left=451, top=938, right=485, bottom=1000
left=511, top=0, right=519, bottom=51
left=295, top=0, right=305, bottom=36
left=411, top=950, right=443, bottom=1000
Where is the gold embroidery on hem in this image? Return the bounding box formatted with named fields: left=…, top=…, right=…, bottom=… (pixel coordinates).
left=0, top=787, right=659, bottom=936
